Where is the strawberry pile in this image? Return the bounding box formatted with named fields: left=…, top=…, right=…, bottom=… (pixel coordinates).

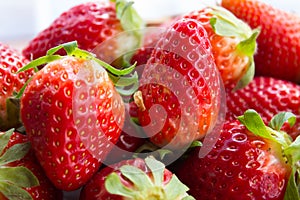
left=0, top=0, right=300, bottom=199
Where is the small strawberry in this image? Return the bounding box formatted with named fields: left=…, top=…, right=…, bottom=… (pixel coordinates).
left=133, top=18, right=222, bottom=149
left=174, top=110, right=300, bottom=200
left=0, top=42, right=34, bottom=131
left=182, top=6, right=259, bottom=89
left=221, top=0, right=300, bottom=83
left=80, top=156, right=195, bottom=200
left=22, top=0, right=144, bottom=66
left=0, top=129, right=63, bottom=200
left=19, top=41, right=135, bottom=191
left=226, top=76, right=300, bottom=139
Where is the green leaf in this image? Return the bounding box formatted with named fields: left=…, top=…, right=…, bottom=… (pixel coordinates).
left=120, top=165, right=153, bottom=190
left=105, top=172, right=135, bottom=198
left=284, top=168, right=300, bottom=200
left=285, top=135, right=300, bottom=165
left=238, top=109, right=290, bottom=146
left=17, top=55, right=61, bottom=73
left=209, top=6, right=252, bottom=39
left=0, top=166, right=39, bottom=188
left=145, top=156, right=164, bottom=186
left=0, top=129, right=14, bottom=156
left=165, top=175, right=195, bottom=200
left=236, top=30, right=259, bottom=57
left=269, top=112, right=296, bottom=131
left=0, top=142, right=31, bottom=166
left=116, top=0, right=145, bottom=32
left=115, top=0, right=145, bottom=64
left=233, top=58, right=254, bottom=91
left=0, top=181, right=33, bottom=200
left=237, top=109, right=272, bottom=139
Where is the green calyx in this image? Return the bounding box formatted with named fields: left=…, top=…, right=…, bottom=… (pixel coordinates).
left=105, top=156, right=195, bottom=200
left=237, top=109, right=300, bottom=200
left=111, top=0, right=145, bottom=66
left=16, top=41, right=138, bottom=97
left=0, top=129, right=39, bottom=200
left=209, top=6, right=260, bottom=89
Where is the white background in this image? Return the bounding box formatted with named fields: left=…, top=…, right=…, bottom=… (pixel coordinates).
left=0, top=0, right=299, bottom=50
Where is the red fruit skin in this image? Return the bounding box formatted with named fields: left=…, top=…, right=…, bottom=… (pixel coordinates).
left=20, top=57, right=125, bottom=191
left=0, top=42, right=34, bottom=131
left=226, top=76, right=300, bottom=139
left=2, top=131, right=63, bottom=200
left=79, top=158, right=172, bottom=200
left=182, top=7, right=252, bottom=87
left=136, top=18, right=221, bottom=148
left=22, top=2, right=122, bottom=61
left=174, top=120, right=290, bottom=200
left=221, top=0, right=300, bottom=83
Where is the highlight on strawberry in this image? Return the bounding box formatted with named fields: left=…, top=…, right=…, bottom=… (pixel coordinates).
left=174, top=109, right=300, bottom=200
left=133, top=17, right=226, bottom=156
left=17, top=41, right=138, bottom=191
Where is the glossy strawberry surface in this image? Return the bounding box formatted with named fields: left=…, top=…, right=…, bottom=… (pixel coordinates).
left=20, top=56, right=125, bottom=191
left=3, top=131, right=63, bottom=200
left=0, top=42, right=34, bottom=131
left=221, top=0, right=300, bottom=83
left=175, top=120, right=291, bottom=200
left=22, top=2, right=123, bottom=61
left=135, top=18, right=221, bottom=149
left=226, top=76, right=300, bottom=139
left=182, top=6, right=257, bottom=88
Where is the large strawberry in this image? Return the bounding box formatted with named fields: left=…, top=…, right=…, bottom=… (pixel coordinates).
left=221, top=0, right=300, bottom=83
left=0, top=129, right=63, bottom=199
left=22, top=0, right=144, bottom=66
left=182, top=6, right=259, bottom=89
left=226, top=76, right=300, bottom=139
left=80, top=156, right=195, bottom=199
left=0, top=42, right=34, bottom=131
left=19, top=41, right=135, bottom=191
left=174, top=110, right=300, bottom=200
left=133, top=18, right=223, bottom=149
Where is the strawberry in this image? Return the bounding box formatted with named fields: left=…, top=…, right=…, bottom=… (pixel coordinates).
left=133, top=18, right=222, bottom=149
left=182, top=6, right=259, bottom=89
left=0, top=129, right=63, bottom=200
left=19, top=41, right=135, bottom=191
left=0, top=42, right=34, bottom=131
left=226, top=76, right=300, bottom=139
left=174, top=110, right=300, bottom=200
left=22, top=0, right=144, bottom=66
left=221, top=0, right=300, bottom=83
left=80, top=156, right=195, bottom=199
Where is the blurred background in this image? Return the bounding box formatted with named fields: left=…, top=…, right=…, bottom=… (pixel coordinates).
left=0, top=0, right=299, bottom=50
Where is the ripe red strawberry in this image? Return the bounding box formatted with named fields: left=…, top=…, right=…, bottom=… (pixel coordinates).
left=181, top=6, right=259, bottom=89
left=0, top=42, right=34, bottom=131
left=0, top=129, right=63, bottom=199
left=19, top=42, right=130, bottom=191
left=174, top=110, right=300, bottom=199
left=133, top=18, right=222, bottom=149
left=226, top=76, right=300, bottom=139
left=80, top=156, right=195, bottom=199
left=221, top=0, right=300, bottom=83
left=22, top=0, right=144, bottom=65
